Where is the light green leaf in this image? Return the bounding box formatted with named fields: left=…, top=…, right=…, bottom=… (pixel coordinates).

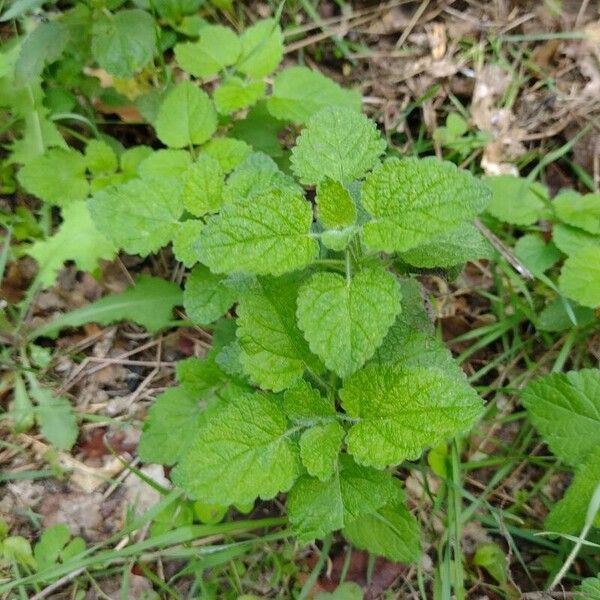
left=291, top=107, right=386, bottom=185
left=373, top=330, right=463, bottom=383
left=34, top=524, right=71, bottom=571
left=267, top=66, right=361, bottom=124
left=300, top=421, right=344, bottom=482
left=31, top=276, right=182, bottom=339
left=174, top=24, right=240, bottom=78
left=361, top=157, right=490, bottom=253
left=138, top=387, right=203, bottom=465
left=155, top=82, right=217, bottom=149
left=514, top=234, right=562, bottom=276
left=297, top=267, right=402, bottom=378
left=121, top=146, right=154, bottom=176
left=559, top=246, right=600, bottom=308
left=223, top=152, right=300, bottom=203
left=552, top=223, right=600, bottom=256
left=31, top=385, right=78, bottom=451
left=283, top=380, right=335, bottom=424
left=343, top=487, right=421, bottom=563
left=236, top=19, right=283, bottom=78
left=537, top=298, right=595, bottom=332
left=400, top=223, right=493, bottom=268
left=522, top=369, right=600, bottom=465
left=28, top=202, right=116, bottom=287
left=287, top=455, right=396, bottom=543
left=316, top=179, right=356, bottom=229
left=17, top=148, right=88, bottom=206
left=183, top=155, right=224, bottom=216
left=545, top=446, right=600, bottom=534
left=374, top=277, right=433, bottom=346
left=137, top=149, right=192, bottom=179
left=172, top=219, right=204, bottom=267
left=197, top=188, right=317, bottom=276
left=183, top=264, right=236, bottom=325
left=213, top=77, right=265, bottom=115
left=554, top=190, right=600, bottom=234
left=315, top=582, right=363, bottom=600
left=85, top=140, right=118, bottom=175
left=16, top=20, right=69, bottom=83
left=578, top=575, right=600, bottom=599
left=320, top=227, right=357, bottom=252
left=91, top=9, right=156, bottom=78
left=173, top=392, right=301, bottom=505
left=237, top=276, right=321, bottom=391
left=88, top=176, right=184, bottom=256
left=203, top=137, right=251, bottom=173
left=340, top=365, right=482, bottom=468
left=484, top=175, right=547, bottom=226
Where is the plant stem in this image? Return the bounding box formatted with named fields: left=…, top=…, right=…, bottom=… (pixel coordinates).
left=298, top=534, right=332, bottom=600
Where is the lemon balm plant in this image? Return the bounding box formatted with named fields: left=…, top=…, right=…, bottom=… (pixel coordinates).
left=118, top=106, right=495, bottom=559
left=4, top=9, right=360, bottom=286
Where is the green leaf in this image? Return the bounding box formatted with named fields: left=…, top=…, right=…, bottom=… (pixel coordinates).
left=545, top=446, right=600, bottom=534
left=514, top=234, right=561, bottom=277
left=138, top=387, right=203, bottom=465
left=343, top=487, right=421, bottom=564
left=559, top=246, right=600, bottom=308
left=554, top=190, right=600, bottom=234
left=1, top=536, right=35, bottom=568
left=88, top=176, right=184, bottom=256
left=522, top=369, right=600, bottom=465
left=316, top=179, right=357, bottom=229
left=28, top=202, right=116, bottom=287
left=34, top=524, right=71, bottom=571
left=174, top=24, right=240, bottom=78
left=297, top=267, right=402, bottom=378
left=155, top=82, right=217, bottom=149
left=373, top=330, right=463, bottom=383
left=85, top=140, right=118, bottom=175
left=31, top=276, right=182, bottom=339
left=183, top=264, right=236, bottom=325
left=223, top=152, right=300, bottom=203
left=484, top=175, right=547, bottom=226
left=236, top=19, right=283, bottom=78
left=400, top=223, right=493, bottom=268
left=31, top=385, right=78, bottom=451
left=300, top=422, right=344, bottom=482
left=472, top=543, right=509, bottom=585
left=173, top=392, right=301, bottom=505
left=172, top=219, right=204, bottom=267
left=91, top=9, right=156, bottom=78
left=315, top=583, right=363, bottom=600
left=537, top=298, right=595, bottom=332
left=237, top=276, right=321, bottom=391
left=287, top=455, right=396, bottom=543
left=183, top=155, right=224, bottom=216
left=15, top=20, right=69, bottom=83
left=213, top=77, right=265, bottom=115
left=578, top=575, right=600, bottom=599
left=11, top=375, right=34, bottom=433
left=291, top=107, right=386, bottom=185
left=137, top=149, right=192, bottom=179
left=340, top=365, right=482, bottom=468
left=203, top=137, right=251, bottom=173
left=229, top=102, right=284, bottom=158
left=197, top=188, right=317, bottom=276
left=17, top=148, right=88, bottom=206
left=361, top=157, right=490, bottom=253
left=375, top=277, right=433, bottom=344
left=552, top=223, right=600, bottom=256
left=267, top=66, right=361, bottom=124
left=283, top=380, right=335, bottom=424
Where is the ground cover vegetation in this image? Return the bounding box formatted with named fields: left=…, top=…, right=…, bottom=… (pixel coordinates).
left=0, top=0, right=599, bottom=598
